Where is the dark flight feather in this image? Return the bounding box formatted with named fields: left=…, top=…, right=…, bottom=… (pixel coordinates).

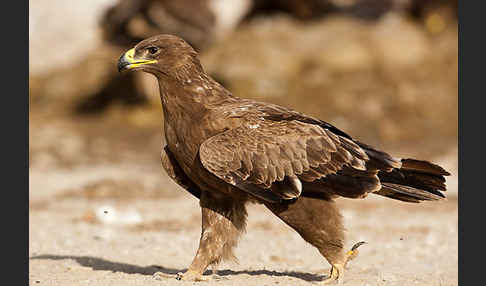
left=374, top=158, right=449, bottom=202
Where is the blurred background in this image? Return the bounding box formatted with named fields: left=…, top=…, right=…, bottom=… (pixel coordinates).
left=29, top=1, right=458, bottom=285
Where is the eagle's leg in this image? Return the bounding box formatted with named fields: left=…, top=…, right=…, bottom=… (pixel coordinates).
left=177, top=191, right=247, bottom=281
left=265, top=196, right=353, bottom=284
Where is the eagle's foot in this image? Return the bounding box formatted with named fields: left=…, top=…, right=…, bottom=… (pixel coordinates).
left=321, top=263, right=344, bottom=284
left=320, top=241, right=366, bottom=284
left=344, top=241, right=366, bottom=267
left=176, top=270, right=210, bottom=282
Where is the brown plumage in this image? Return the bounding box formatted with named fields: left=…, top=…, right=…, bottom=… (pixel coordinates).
left=117, top=34, right=450, bottom=283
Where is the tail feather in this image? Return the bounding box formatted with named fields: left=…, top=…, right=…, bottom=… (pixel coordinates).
left=400, top=158, right=450, bottom=176
left=375, top=158, right=450, bottom=203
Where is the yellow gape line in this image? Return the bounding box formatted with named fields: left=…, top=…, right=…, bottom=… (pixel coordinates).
left=124, top=48, right=157, bottom=69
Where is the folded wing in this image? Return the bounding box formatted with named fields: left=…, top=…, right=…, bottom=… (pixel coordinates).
left=199, top=120, right=379, bottom=202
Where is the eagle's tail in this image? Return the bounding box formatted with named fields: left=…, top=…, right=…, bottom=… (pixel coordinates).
left=374, top=158, right=450, bottom=203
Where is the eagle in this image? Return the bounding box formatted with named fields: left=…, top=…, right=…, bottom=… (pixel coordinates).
left=117, top=34, right=449, bottom=283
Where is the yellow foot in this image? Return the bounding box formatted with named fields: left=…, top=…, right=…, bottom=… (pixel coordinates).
left=176, top=270, right=210, bottom=281
left=320, top=241, right=366, bottom=284
left=321, top=263, right=344, bottom=284
left=345, top=241, right=366, bottom=266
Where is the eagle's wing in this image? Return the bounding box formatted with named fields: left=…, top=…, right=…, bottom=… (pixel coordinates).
left=161, top=145, right=201, bottom=199
left=199, top=119, right=375, bottom=202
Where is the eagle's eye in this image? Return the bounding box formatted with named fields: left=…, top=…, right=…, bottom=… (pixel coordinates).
left=147, top=46, right=159, bottom=55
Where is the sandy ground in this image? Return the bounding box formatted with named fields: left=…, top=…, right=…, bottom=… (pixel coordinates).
left=29, top=114, right=458, bottom=286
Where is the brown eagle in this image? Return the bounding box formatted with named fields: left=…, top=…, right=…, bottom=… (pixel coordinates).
left=117, top=34, right=449, bottom=283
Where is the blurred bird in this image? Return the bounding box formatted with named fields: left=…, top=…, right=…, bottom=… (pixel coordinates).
left=117, top=34, right=450, bottom=283
left=101, top=0, right=250, bottom=50
left=86, top=0, right=457, bottom=115
left=102, top=0, right=458, bottom=45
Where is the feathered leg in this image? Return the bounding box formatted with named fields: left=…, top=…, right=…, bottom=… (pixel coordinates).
left=265, top=196, right=362, bottom=284
left=177, top=191, right=247, bottom=281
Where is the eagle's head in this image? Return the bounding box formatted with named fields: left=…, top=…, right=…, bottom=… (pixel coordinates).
left=117, top=34, right=203, bottom=80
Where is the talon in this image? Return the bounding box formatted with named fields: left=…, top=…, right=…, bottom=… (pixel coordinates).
left=351, top=241, right=366, bottom=251
left=345, top=241, right=366, bottom=264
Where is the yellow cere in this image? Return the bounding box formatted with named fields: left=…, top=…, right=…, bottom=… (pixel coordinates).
left=124, top=48, right=157, bottom=69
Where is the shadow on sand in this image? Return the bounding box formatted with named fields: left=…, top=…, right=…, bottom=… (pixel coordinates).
left=30, top=254, right=325, bottom=282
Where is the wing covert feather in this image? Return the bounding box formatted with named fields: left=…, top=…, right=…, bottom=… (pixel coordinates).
left=199, top=120, right=369, bottom=200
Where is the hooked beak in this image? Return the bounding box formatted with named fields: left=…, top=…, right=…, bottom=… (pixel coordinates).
left=118, top=48, right=157, bottom=72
